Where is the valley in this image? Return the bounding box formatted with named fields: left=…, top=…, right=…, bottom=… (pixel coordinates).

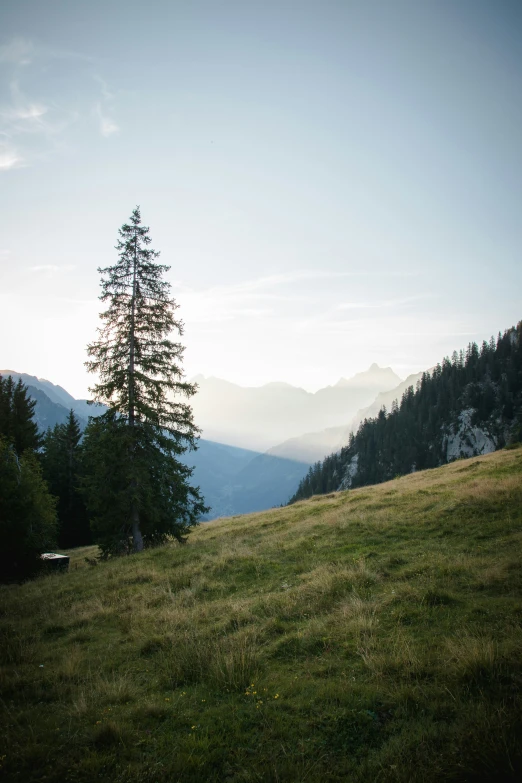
left=1, top=365, right=408, bottom=518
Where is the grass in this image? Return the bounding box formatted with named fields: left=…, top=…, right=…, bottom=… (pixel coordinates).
left=1, top=447, right=522, bottom=782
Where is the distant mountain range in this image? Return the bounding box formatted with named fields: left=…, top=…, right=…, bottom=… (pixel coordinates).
left=187, top=440, right=310, bottom=519
left=290, top=321, right=522, bottom=504
left=189, top=364, right=402, bottom=452
left=0, top=369, right=311, bottom=519
left=257, top=371, right=425, bottom=464
left=1, top=364, right=416, bottom=519
left=0, top=371, right=106, bottom=431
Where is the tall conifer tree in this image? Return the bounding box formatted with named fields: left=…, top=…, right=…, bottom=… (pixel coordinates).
left=84, top=207, right=206, bottom=555
left=0, top=375, right=40, bottom=453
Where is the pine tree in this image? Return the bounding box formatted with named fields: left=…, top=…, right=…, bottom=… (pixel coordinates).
left=41, top=411, right=91, bottom=548
left=0, top=375, right=13, bottom=436
left=84, top=206, right=207, bottom=555
left=0, top=375, right=40, bottom=453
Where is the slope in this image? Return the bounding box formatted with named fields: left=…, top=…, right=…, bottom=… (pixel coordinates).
left=1, top=446, right=521, bottom=782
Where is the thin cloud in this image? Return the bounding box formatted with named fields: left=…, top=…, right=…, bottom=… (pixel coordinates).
left=1, top=102, right=48, bottom=122
left=29, top=264, right=76, bottom=274
left=176, top=270, right=383, bottom=325
left=0, top=37, right=93, bottom=67
left=183, top=270, right=374, bottom=301
left=335, top=294, right=432, bottom=311
left=93, top=74, right=114, bottom=101
left=94, top=75, right=120, bottom=137
left=98, top=111, right=119, bottom=137
left=0, top=78, right=76, bottom=169
left=0, top=37, right=119, bottom=165
left=174, top=271, right=427, bottom=333
left=0, top=147, right=23, bottom=170
left=0, top=38, right=34, bottom=66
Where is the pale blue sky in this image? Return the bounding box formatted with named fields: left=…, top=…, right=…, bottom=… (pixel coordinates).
left=1, top=0, right=521, bottom=398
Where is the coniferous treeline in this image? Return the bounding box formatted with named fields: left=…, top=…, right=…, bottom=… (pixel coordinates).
left=0, top=375, right=57, bottom=581
left=0, top=375, right=41, bottom=454
left=0, top=372, right=92, bottom=581
left=290, top=322, right=522, bottom=503
left=41, top=411, right=91, bottom=548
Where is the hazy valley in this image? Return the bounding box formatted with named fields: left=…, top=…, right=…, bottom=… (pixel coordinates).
left=1, top=364, right=409, bottom=518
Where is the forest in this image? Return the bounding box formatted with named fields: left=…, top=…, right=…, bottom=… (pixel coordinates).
left=290, top=321, right=522, bottom=503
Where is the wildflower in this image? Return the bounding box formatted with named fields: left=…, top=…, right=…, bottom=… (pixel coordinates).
left=274, top=694, right=280, bottom=699
left=165, top=698, right=170, bottom=702
left=191, top=725, right=196, bottom=730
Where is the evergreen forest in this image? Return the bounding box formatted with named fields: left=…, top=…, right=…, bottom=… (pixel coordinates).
left=290, top=321, right=522, bottom=503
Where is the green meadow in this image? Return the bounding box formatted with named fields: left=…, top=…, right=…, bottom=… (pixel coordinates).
left=1, top=447, right=522, bottom=782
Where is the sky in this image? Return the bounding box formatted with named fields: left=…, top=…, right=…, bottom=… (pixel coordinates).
left=1, top=0, right=521, bottom=399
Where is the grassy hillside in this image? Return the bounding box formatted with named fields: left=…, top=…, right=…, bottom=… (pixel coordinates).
left=1, top=448, right=522, bottom=782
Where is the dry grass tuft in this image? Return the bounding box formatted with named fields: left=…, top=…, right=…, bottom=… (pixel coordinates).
left=445, top=633, right=499, bottom=682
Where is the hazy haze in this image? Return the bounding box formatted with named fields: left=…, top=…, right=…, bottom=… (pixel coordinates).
left=190, top=364, right=401, bottom=451
left=1, top=0, right=521, bottom=398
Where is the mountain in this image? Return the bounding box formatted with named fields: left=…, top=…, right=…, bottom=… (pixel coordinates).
left=347, top=370, right=425, bottom=435
left=325, top=363, right=401, bottom=391
left=266, top=424, right=350, bottom=463
left=0, top=370, right=105, bottom=422
left=290, top=322, right=522, bottom=503
left=0, top=370, right=309, bottom=519
left=25, top=385, right=89, bottom=432
left=189, top=365, right=402, bottom=452
left=182, top=440, right=308, bottom=519
left=265, top=371, right=425, bottom=463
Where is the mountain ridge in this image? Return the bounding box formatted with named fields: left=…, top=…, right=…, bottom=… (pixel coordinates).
left=290, top=322, right=522, bottom=503
left=0, top=370, right=310, bottom=519
left=189, top=364, right=402, bottom=452
left=266, top=371, right=425, bottom=463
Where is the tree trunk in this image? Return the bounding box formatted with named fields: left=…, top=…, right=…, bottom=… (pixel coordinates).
left=131, top=502, right=144, bottom=552
left=129, top=230, right=144, bottom=553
